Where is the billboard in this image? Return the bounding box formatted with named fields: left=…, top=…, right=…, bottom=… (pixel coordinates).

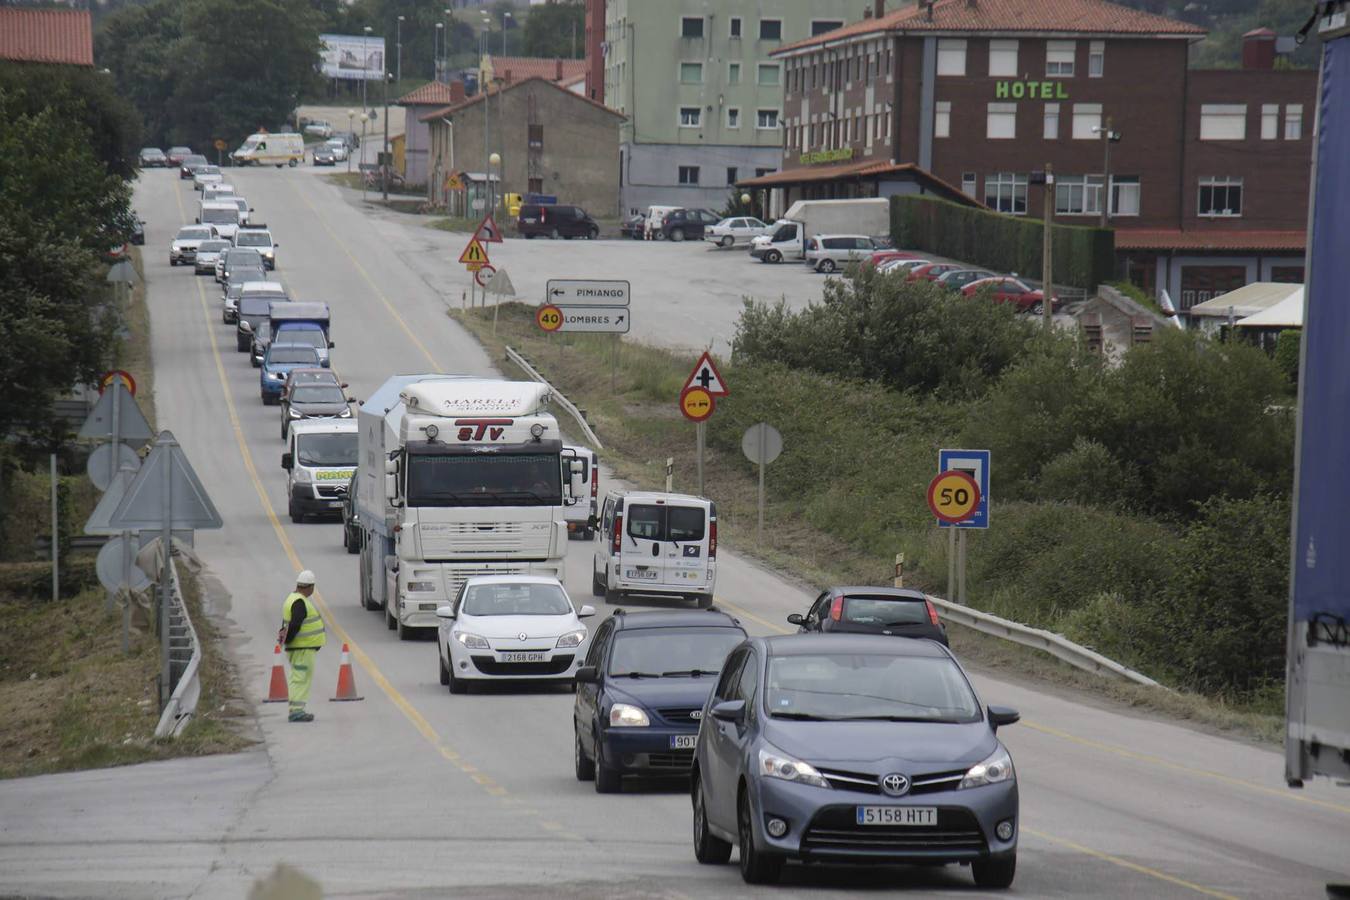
left=320, top=33, right=385, bottom=81
left=1285, top=3, right=1350, bottom=788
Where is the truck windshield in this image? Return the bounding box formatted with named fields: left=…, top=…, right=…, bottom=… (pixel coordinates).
left=406, top=453, right=561, bottom=507
left=771, top=222, right=797, bottom=242
left=296, top=432, right=357, bottom=468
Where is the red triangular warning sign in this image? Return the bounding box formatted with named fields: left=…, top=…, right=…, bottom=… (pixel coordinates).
left=683, top=351, right=729, bottom=397
left=474, top=215, right=503, bottom=244
left=458, top=237, right=490, bottom=266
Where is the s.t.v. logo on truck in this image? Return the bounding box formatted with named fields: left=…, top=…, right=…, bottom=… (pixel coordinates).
left=454, top=418, right=512, bottom=441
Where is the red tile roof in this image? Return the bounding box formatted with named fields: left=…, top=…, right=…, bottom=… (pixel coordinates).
left=0, top=8, right=93, bottom=67
left=419, top=76, right=623, bottom=123
left=397, top=81, right=460, bottom=106
left=1115, top=229, right=1305, bottom=252
left=490, top=56, right=586, bottom=83
left=737, top=159, right=985, bottom=208
left=777, top=0, right=1204, bottom=55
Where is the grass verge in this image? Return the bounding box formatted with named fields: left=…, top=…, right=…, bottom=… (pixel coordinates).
left=455, top=302, right=1283, bottom=745
left=120, top=246, right=156, bottom=429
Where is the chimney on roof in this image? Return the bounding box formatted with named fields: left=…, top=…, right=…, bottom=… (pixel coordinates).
left=504, top=68, right=514, bottom=85
left=450, top=80, right=466, bottom=103
left=864, top=6, right=873, bottom=19
left=1242, top=27, right=1276, bottom=69
left=924, top=1, right=934, bottom=22
left=556, top=58, right=564, bottom=81
left=874, top=0, right=885, bottom=19
left=967, top=0, right=977, bottom=8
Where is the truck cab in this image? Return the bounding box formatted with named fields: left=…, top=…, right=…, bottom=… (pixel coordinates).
left=281, top=420, right=358, bottom=522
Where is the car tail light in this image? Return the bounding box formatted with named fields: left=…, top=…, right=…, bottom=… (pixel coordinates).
left=612, top=513, right=622, bottom=554
left=540, top=209, right=547, bottom=222
left=925, top=598, right=940, bottom=625
left=709, top=519, right=718, bottom=559
left=591, top=468, right=598, bottom=498
left=830, top=596, right=843, bottom=622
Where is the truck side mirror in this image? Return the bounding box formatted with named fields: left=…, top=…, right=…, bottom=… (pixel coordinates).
left=329, top=341, right=336, bottom=348
left=281, top=452, right=293, bottom=470
left=384, top=473, right=398, bottom=500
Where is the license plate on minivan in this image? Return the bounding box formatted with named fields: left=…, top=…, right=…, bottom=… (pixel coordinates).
left=856, top=806, right=937, bottom=826
left=624, top=568, right=658, bottom=580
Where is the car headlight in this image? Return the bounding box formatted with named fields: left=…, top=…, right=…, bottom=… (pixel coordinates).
left=287, top=407, right=302, bottom=418
left=758, top=745, right=830, bottom=788
left=556, top=628, right=586, bottom=649
left=406, top=581, right=436, bottom=592
left=292, top=467, right=312, bottom=484
left=960, top=747, right=1015, bottom=789
left=609, top=703, right=650, bottom=728
left=267, top=371, right=283, bottom=380
left=454, top=631, right=490, bottom=650
left=338, top=407, right=352, bottom=418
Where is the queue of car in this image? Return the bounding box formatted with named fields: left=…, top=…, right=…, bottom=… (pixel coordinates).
left=149, top=149, right=1021, bottom=890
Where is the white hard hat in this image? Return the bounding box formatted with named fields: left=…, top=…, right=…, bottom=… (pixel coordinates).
left=296, top=570, right=317, bottom=586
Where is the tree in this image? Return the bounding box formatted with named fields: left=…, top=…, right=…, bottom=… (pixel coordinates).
left=0, top=62, right=141, bottom=179
left=521, top=0, right=585, bottom=59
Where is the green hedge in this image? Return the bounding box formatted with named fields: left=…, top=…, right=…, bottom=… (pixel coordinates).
left=890, top=195, right=1115, bottom=289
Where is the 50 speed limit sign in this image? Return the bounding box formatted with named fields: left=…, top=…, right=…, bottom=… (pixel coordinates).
left=927, top=470, right=981, bottom=524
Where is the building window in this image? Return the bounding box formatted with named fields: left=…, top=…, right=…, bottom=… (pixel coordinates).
left=679, top=107, right=701, bottom=128
left=985, top=172, right=1028, bottom=215
left=678, top=166, right=700, bottom=185
left=986, top=102, right=1016, bottom=139
left=1044, top=103, right=1060, bottom=139
left=937, top=39, right=967, bottom=76
left=729, top=62, right=741, bottom=84
left=1261, top=103, right=1279, bottom=140
left=680, top=62, right=703, bottom=84
left=680, top=16, right=703, bottom=39
left=935, top=101, right=951, bottom=138
left=812, top=20, right=844, bottom=36
left=759, top=19, right=782, bottom=41
left=757, top=63, right=780, bottom=86
left=755, top=168, right=775, bottom=178
left=1286, top=104, right=1303, bottom=140
left=989, top=39, right=1018, bottom=77
left=1056, top=174, right=1105, bottom=215
left=1046, top=40, right=1075, bottom=77
left=726, top=167, right=739, bottom=185
left=1088, top=40, right=1105, bottom=77
left=1200, top=104, right=1247, bottom=140
left=1072, top=102, right=1102, bottom=139
left=727, top=107, right=740, bottom=129
left=1111, top=176, right=1141, bottom=216
left=729, top=16, right=742, bottom=39
left=527, top=124, right=543, bottom=149
left=757, top=109, right=779, bottom=129
left=961, top=172, right=977, bottom=197
left=1198, top=176, right=1243, bottom=217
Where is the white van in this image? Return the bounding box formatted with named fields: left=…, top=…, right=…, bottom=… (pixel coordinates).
left=643, top=205, right=678, bottom=240
left=231, top=132, right=304, bottom=167
left=562, top=445, right=599, bottom=539
left=198, top=200, right=241, bottom=240
left=591, top=491, right=717, bottom=607
left=280, top=420, right=357, bottom=523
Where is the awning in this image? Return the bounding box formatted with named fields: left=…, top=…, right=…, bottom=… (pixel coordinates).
left=1187, top=282, right=1302, bottom=319
left=1236, top=288, right=1304, bottom=328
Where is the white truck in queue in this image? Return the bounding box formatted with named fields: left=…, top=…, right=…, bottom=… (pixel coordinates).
left=355, top=375, right=586, bottom=639
left=749, top=197, right=890, bottom=263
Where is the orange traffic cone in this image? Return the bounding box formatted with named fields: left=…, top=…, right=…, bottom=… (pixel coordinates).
left=330, top=643, right=364, bottom=702
left=264, top=644, right=288, bottom=703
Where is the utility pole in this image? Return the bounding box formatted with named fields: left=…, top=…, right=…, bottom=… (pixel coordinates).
left=383, top=71, right=391, bottom=202
left=396, top=15, right=404, bottom=84
left=362, top=25, right=373, bottom=113
left=1042, top=162, right=1054, bottom=330
left=1094, top=116, right=1121, bottom=229
left=435, top=22, right=443, bottom=82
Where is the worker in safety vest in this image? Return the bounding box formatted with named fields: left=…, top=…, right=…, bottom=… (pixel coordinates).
left=278, top=570, right=326, bottom=722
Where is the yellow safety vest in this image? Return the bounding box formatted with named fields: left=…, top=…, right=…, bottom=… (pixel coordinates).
left=282, top=591, right=326, bottom=650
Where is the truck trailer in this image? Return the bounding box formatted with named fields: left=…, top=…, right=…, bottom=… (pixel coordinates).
left=355, top=375, right=584, bottom=639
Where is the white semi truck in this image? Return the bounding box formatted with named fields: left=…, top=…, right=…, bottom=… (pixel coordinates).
left=749, top=198, right=891, bottom=263
left=355, top=375, right=584, bottom=639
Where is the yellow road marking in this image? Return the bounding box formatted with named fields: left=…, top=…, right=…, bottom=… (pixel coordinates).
left=714, top=595, right=791, bottom=635
left=171, top=184, right=533, bottom=814
left=285, top=178, right=442, bottom=370
left=1025, top=828, right=1240, bottom=899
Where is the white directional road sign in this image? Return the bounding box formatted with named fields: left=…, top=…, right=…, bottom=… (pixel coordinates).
left=545, top=279, right=631, bottom=307
left=553, top=306, right=630, bottom=333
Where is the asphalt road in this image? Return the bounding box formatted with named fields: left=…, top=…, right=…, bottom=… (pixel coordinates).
left=1, top=168, right=1346, bottom=899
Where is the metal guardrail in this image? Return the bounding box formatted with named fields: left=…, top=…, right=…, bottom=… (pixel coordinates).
left=503, top=345, right=604, bottom=450
left=155, top=552, right=201, bottom=738
left=928, top=595, right=1163, bottom=688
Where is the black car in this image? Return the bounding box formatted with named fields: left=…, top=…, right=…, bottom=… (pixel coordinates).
left=312, top=145, right=338, bottom=166
left=130, top=216, right=145, bottom=245
left=574, top=608, right=747, bottom=793
left=138, top=147, right=167, bottom=168
left=660, top=208, right=721, bottom=242
left=936, top=269, right=996, bottom=292
left=787, top=586, right=948, bottom=645
left=517, top=204, right=599, bottom=240
left=179, top=154, right=208, bottom=179
left=342, top=471, right=362, bottom=553
left=280, top=381, right=352, bottom=439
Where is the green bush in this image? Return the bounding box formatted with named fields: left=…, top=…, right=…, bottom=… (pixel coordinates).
left=1274, top=329, right=1301, bottom=384
left=890, top=195, right=1114, bottom=289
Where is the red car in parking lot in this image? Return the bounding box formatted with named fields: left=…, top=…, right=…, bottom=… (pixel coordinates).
left=906, top=263, right=963, bottom=283
left=962, top=276, right=1057, bottom=313
left=870, top=249, right=923, bottom=267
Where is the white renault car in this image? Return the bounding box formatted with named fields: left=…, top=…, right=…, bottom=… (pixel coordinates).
left=703, top=216, right=770, bottom=248
left=435, top=576, right=595, bottom=694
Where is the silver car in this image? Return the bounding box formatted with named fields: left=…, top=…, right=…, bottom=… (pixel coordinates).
left=169, top=224, right=217, bottom=266
left=192, top=239, right=231, bottom=275
left=704, top=216, right=771, bottom=248
left=805, top=235, right=884, bottom=274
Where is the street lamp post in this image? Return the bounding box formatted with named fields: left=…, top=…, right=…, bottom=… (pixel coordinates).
left=1092, top=116, right=1122, bottom=229
left=435, top=22, right=444, bottom=82
left=346, top=108, right=355, bottom=172
left=383, top=72, right=392, bottom=202
left=489, top=151, right=501, bottom=216
left=360, top=112, right=370, bottom=199
left=502, top=11, right=511, bottom=55
left=396, top=15, right=404, bottom=84
left=362, top=25, right=373, bottom=113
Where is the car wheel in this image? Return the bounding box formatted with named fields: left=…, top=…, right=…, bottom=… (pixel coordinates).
left=439, top=650, right=450, bottom=686
left=170, top=258, right=177, bottom=267
left=346, top=528, right=360, bottom=555
left=574, top=729, right=595, bottom=781
left=1029, top=301, right=1044, bottom=315
left=587, top=227, right=598, bottom=240
left=671, top=228, right=686, bottom=242
left=654, top=230, right=667, bottom=241
left=765, top=249, right=781, bottom=263
left=288, top=500, right=302, bottom=524
left=550, top=228, right=561, bottom=240
left=605, top=585, right=622, bottom=604
left=397, top=614, right=412, bottom=641
left=591, top=567, right=606, bottom=597
left=386, top=601, right=397, bottom=630
left=447, top=660, right=467, bottom=694
left=236, top=336, right=248, bottom=352
left=693, top=775, right=732, bottom=864
left=251, top=357, right=261, bottom=369
left=719, top=236, right=733, bottom=248
left=280, top=419, right=288, bottom=440
left=594, top=742, right=621, bottom=794
left=972, top=852, right=1016, bottom=889
left=696, top=593, right=714, bottom=609
left=289, top=159, right=298, bottom=167
left=820, top=259, right=837, bottom=274
left=738, top=791, right=783, bottom=884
